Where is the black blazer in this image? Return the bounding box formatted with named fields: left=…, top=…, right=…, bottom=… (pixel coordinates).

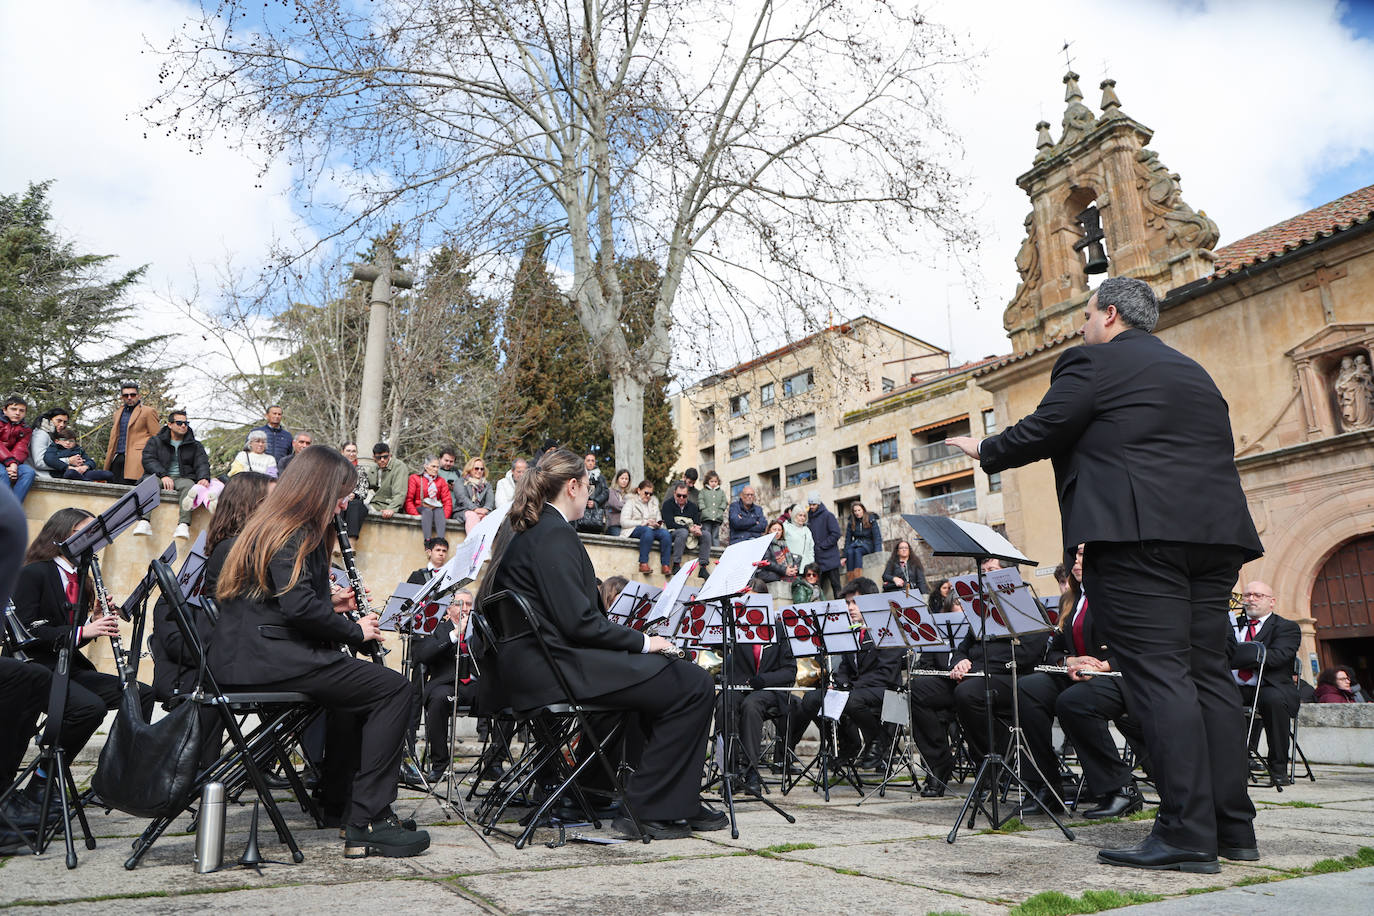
left=836, top=636, right=904, bottom=691
left=415, top=618, right=461, bottom=684
left=1044, top=598, right=1114, bottom=668
left=952, top=627, right=1049, bottom=674
left=207, top=534, right=364, bottom=684
left=407, top=567, right=437, bottom=586
left=1228, top=614, right=1301, bottom=692
left=10, top=560, right=96, bottom=671
left=722, top=633, right=796, bottom=688
left=151, top=537, right=231, bottom=700
left=979, top=329, right=1262, bottom=559
left=487, top=505, right=667, bottom=711
left=881, top=558, right=928, bottom=594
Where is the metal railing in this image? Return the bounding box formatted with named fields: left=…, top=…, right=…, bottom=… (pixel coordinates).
left=911, top=440, right=960, bottom=466
left=913, top=487, right=977, bottom=516
left=832, top=464, right=860, bottom=487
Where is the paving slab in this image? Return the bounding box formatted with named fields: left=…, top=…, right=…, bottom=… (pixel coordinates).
left=1114, top=868, right=1374, bottom=914
left=457, top=850, right=1003, bottom=915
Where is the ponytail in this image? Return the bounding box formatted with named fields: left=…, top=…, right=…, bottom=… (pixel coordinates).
left=509, top=447, right=587, bottom=532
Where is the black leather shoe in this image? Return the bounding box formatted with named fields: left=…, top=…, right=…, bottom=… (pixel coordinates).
left=1272, top=773, right=1294, bottom=786
left=1097, top=835, right=1219, bottom=873
left=741, top=768, right=763, bottom=796
left=424, top=766, right=448, bottom=784
left=612, top=814, right=691, bottom=840
left=343, top=815, right=430, bottom=858
left=1015, top=787, right=1066, bottom=818
left=1084, top=784, right=1143, bottom=820
left=1219, top=845, right=1260, bottom=861
left=687, top=803, right=729, bottom=832
left=920, top=780, right=947, bottom=798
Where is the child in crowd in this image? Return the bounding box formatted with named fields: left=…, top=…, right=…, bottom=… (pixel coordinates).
left=696, top=470, right=728, bottom=578
left=44, top=430, right=115, bottom=482
left=405, top=455, right=453, bottom=540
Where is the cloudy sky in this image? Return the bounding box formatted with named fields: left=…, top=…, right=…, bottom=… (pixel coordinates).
left=2, top=0, right=1372, bottom=415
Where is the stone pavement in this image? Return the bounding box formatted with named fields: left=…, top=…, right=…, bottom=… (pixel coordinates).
left=2, top=759, right=1371, bottom=915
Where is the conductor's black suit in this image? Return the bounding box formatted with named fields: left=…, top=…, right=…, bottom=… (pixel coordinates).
left=980, top=325, right=1264, bottom=855
left=487, top=504, right=713, bottom=821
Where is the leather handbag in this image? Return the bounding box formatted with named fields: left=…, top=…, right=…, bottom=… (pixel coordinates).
left=92, top=683, right=203, bottom=819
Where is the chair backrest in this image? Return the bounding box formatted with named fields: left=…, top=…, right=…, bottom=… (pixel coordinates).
left=479, top=589, right=580, bottom=713
left=150, top=559, right=216, bottom=697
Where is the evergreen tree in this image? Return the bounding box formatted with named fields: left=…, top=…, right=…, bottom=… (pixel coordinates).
left=0, top=180, right=173, bottom=431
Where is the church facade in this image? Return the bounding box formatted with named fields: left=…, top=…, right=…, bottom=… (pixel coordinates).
left=978, top=72, right=1374, bottom=684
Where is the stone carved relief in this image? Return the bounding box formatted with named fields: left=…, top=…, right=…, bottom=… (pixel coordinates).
left=1334, top=351, right=1374, bottom=431
left=1058, top=72, right=1098, bottom=148
left=1005, top=213, right=1043, bottom=333
left=1134, top=148, right=1220, bottom=251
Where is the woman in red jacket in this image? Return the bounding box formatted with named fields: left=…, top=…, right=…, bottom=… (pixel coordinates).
left=404, top=456, right=453, bottom=540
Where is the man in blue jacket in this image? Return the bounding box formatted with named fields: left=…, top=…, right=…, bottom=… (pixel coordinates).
left=727, top=486, right=767, bottom=542
left=805, top=493, right=843, bottom=597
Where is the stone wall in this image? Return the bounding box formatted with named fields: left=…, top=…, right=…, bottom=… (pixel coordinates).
left=1295, top=704, right=1374, bottom=765
left=18, top=477, right=718, bottom=679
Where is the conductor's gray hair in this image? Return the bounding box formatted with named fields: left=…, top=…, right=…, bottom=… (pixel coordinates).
left=1094, top=277, right=1158, bottom=332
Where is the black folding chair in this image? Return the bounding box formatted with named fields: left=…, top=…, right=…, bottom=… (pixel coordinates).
left=472, top=590, right=647, bottom=849
left=123, top=560, right=321, bottom=869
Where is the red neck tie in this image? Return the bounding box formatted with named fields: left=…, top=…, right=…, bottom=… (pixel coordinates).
left=753, top=645, right=763, bottom=672
left=1238, top=619, right=1259, bottom=682
left=1072, top=599, right=1088, bottom=657
left=64, top=570, right=79, bottom=604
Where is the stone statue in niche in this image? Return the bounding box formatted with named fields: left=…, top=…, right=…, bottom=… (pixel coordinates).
left=1334, top=352, right=1374, bottom=430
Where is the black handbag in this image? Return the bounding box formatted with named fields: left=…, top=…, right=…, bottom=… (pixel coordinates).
left=92, top=682, right=203, bottom=819
left=576, top=506, right=606, bottom=533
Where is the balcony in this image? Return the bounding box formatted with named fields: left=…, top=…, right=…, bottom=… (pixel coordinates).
left=911, top=441, right=973, bottom=485
left=913, top=487, right=977, bottom=516
left=833, top=463, right=860, bottom=487
left=911, top=440, right=959, bottom=466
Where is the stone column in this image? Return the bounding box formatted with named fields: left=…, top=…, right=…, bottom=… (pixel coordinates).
left=351, top=244, right=413, bottom=449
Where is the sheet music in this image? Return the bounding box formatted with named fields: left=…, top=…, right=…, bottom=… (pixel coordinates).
left=852, top=591, right=945, bottom=649
left=648, top=560, right=698, bottom=636
left=382, top=582, right=425, bottom=631
left=821, top=688, right=850, bottom=721
left=435, top=503, right=511, bottom=590
left=176, top=532, right=210, bottom=607
left=695, top=535, right=773, bottom=602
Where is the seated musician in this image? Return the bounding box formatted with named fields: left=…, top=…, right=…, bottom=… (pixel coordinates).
left=478, top=447, right=726, bottom=839
left=211, top=447, right=430, bottom=859
left=716, top=598, right=797, bottom=796
left=1228, top=581, right=1301, bottom=785
left=906, top=562, right=1049, bottom=797
left=407, top=537, right=448, bottom=585
left=0, top=490, right=104, bottom=844
left=11, top=508, right=156, bottom=723
left=413, top=589, right=485, bottom=783
left=789, top=577, right=903, bottom=770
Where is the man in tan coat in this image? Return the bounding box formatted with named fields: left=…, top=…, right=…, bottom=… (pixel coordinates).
left=103, top=380, right=160, bottom=485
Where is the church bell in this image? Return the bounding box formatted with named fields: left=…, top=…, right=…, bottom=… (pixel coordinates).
left=1073, top=205, right=1110, bottom=275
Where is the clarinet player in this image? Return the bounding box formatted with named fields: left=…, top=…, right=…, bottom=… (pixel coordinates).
left=211, top=446, right=429, bottom=859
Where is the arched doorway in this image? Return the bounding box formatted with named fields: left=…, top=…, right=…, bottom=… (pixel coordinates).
left=1311, top=534, right=1374, bottom=691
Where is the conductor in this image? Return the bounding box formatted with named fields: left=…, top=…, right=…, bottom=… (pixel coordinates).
left=479, top=448, right=725, bottom=839
left=948, top=277, right=1263, bottom=874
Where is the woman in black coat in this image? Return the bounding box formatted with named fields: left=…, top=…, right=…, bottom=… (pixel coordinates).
left=480, top=447, right=723, bottom=839
left=881, top=539, right=928, bottom=594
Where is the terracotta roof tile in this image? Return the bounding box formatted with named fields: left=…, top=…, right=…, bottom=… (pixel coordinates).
left=1211, top=183, right=1374, bottom=277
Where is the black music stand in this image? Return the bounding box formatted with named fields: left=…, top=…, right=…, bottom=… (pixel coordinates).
left=902, top=514, right=1074, bottom=845
left=782, top=604, right=865, bottom=800
left=24, top=478, right=161, bottom=866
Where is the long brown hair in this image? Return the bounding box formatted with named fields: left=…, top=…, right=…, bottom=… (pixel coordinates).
left=509, top=447, right=586, bottom=533
left=25, top=508, right=94, bottom=564
left=1059, top=546, right=1084, bottom=628
left=217, top=447, right=355, bottom=599
left=205, top=471, right=272, bottom=554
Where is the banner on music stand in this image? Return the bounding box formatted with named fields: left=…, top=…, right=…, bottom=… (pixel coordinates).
left=691, top=592, right=775, bottom=646
left=852, top=592, right=945, bottom=649
left=952, top=567, right=1051, bottom=637
left=777, top=600, right=859, bottom=657
left=176, top=532, right=209, bottom=607
left=607, top=580, right=661, bottom=632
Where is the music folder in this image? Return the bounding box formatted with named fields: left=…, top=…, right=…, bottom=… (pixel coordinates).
left=901, top=513, right=1033, bottom=567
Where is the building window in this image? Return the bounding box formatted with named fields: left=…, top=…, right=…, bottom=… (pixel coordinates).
left=785, top=458, right=818, bottom=487
left=760, top=426, right=776, bottom=450
left=783, top=369, right=814, bottom=398
left=729, top=434, right=750, bottom=460
left=982, top=408, right=996, bottom=436
left=729, top=393, right=750, bottom=417
left=881, top=377, right=896, bottom=392
left=760, top=382, right=775, bottom=406
left=730, top=476, right=750, bottom=498
left=783, top=412, right=816, bottom=443
left=869, top=437, right=897, bottom=465
left=880, top=485, right=901, bottom=518
left=987, top=472, right=1002, bottom=493
left=699, top=446, right=715, bottom=472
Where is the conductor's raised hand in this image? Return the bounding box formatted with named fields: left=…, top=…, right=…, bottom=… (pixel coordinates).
left=945, top=436, right=981, bottom=460
left=357, top=613, right=384, bottom=644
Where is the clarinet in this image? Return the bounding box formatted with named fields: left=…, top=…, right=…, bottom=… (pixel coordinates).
left=89, top=555, right=133, bottom=688
left=332, top=514, right=389, bottom=665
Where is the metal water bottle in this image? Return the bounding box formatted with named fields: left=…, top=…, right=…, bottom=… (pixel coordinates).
left=194, top=781, right=226, bottom=873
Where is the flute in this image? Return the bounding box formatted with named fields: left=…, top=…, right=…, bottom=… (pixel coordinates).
left=332, top=514, right=389, bottom=665
left=1032, top=663, right=1121, bottom=678
left=90, top=555, right=134, bottom=688
left=911, top=668, right=985, bottom=678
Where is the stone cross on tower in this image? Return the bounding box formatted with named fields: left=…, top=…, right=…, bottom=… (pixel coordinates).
left=351, top=242, right=413, bottom=450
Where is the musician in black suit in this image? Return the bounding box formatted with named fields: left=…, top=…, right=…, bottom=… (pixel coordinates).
left=412, top=590, right=479, bottom=781
left=717, top=614, right=796, bottom=795
left=406, top=538, right=448, bottom=585
left=211, top=447, right=428, bottom=859
left=1228, top=581, right=1301, bottom=784
left=949, top=277, right=1264, bottom=873
left=11, top=508, right=155, bottom=721
left=480, top=448, right=723, bottom=839
left=790, top=578, right=904, bottom=769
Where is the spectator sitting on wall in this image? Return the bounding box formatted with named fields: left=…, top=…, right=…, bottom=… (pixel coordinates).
left=606, top=468, right=631, bottom=536
left=366, top=442, right=409, bottom=519
left=1315, top=666, right=1368, bottom=703
left=495, top=457, right=527, bottom=510
left=45, top=428, right=115, bottom=483
left=230, top=429, right=280, bottom=477
left=843, top=500, right=883, bottom=581
left=454, top=456, right=494, bottom=531
left=436, top=448, right=460, bottom=491
left=28, top=407, right=70, bottom=478
left=660, top=480, right=702, bottom=574
left=577, top=453, right=609, bottom=534
left=728, top=485, right=767, bottom=542
left=404, top=455, right=453, bottom=541
left=0, top=396, right=36, bottom=503
left=251, top=404, right=293, bottom=461
left=138, top=408, right=214, bottom=539
left=276, top=431, right=313, bottom=476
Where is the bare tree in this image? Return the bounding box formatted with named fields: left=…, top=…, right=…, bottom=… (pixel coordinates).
left=150, top=0, right=973, bottom=481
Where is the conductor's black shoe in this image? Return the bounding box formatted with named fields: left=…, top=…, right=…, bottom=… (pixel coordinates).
left=612, top=814, right=691, bottom=840
left=343, top=815, right=431, bottom=858
left=671, top=562, right=681, bottom=574
left=1097, top=836, right=1219, bottom=873
left=919, top=780, right=946, bottom=798
left=1219, top=845, right=1260, bottom=861
left=1084, top=784, right=1142, bottom=820
left=687, top=803, right=729, bottom=832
